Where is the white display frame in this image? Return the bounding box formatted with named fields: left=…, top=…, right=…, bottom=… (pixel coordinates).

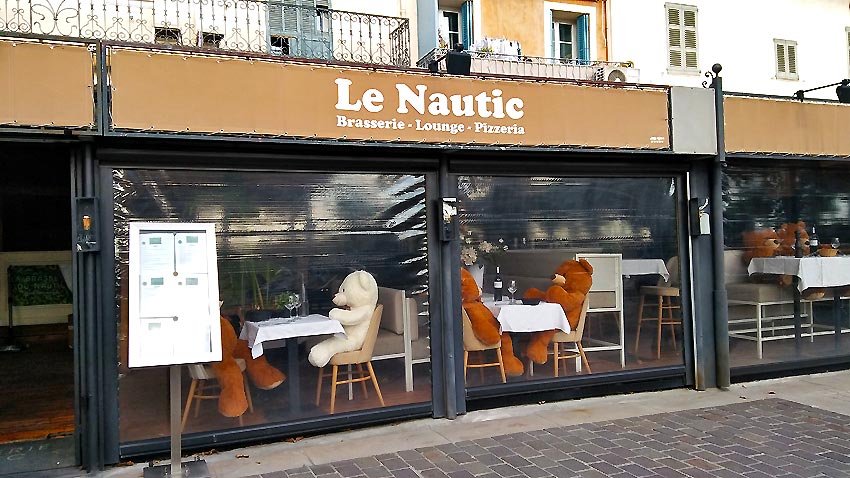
left=128, top=222, right=222, bottom=368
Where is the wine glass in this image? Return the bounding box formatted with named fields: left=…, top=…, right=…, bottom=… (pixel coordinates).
left=832, top=237, right=841, bottom=253
left=507, top=280, right=518, bottom=304
left=284, top=293, right=301, bottom=319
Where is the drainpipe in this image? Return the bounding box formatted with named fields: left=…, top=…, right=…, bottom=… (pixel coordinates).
left=709, top=64, right=730, bottom=389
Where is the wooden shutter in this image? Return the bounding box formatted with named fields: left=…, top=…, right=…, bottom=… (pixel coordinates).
left=775, top=39, right=798, bottom=79
left=667, top=4, right=697, bottom=71
left=577, top=13, right=589, bottom=62
left=460, top=1, right=473, bottom=49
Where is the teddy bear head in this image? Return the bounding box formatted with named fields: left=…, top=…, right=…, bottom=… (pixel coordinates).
left=777, top=221, right=810, bottom=256
left=460, top=267, right=483, bottom=303
left=741, top=228, right=780, bottom=263
left=550, top=258, right=594, bottom=296
left=333, top=270, right=378, bottom=309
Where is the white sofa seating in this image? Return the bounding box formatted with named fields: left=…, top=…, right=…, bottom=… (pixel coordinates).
left=724, top=249, right=815, bottom=358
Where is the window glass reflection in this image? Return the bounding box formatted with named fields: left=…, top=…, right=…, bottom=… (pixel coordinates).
left=724, top=164, right=850, bottom=368
left=458, top=175, right=684, bottom=388
left=114, top=169, right=431, bottom=443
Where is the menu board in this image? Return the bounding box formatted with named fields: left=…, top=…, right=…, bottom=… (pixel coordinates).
left=128, top=223, right=222, bottom=368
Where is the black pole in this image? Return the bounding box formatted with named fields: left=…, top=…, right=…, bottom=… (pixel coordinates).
left=793, top=229, right=802, bottom=355
left=709, top=64, right=730, bottom=389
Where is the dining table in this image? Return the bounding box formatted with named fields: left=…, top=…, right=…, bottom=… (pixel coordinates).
left=483, top=296, right=573, bottom=374
left=240, top=314, right=345, bottom=413
left=748, top=256, right=850, bottom=350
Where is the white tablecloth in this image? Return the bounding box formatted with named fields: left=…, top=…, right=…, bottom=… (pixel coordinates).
left=622, top=259, right=670, bottom=281
left=485, top=301, right=570, bottom=334
left=748, top=257, right=850, bottom=292
left=239, top=314, right=345, bottom=359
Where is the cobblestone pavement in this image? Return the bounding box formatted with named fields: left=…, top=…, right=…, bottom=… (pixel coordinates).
left=262, top=399, right=850, bottom=478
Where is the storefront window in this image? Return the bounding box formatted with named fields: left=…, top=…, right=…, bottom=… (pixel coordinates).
left=114, top=169, right=431, bottom=443
left=724, top=163, right=850, bottom=369
left=457, top=175, right=684, bottom=388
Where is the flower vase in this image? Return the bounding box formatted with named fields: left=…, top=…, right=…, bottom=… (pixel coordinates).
left=464, top=264, right=485, bottom=288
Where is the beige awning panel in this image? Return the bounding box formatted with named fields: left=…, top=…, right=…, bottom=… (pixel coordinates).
left=108, top=48, right=670, bottom=149
left=0, top=40, right=95, bottom=129
left=725, top=96, right=850, bottom=157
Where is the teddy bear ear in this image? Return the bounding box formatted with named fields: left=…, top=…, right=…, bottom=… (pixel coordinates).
left=797, top=221, right=806, bottom=229
left=356, top=270, right=376, bottom=290
left=578, top=258, right=594, bottom=274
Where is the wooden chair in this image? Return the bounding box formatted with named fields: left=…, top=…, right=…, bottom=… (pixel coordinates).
left=181, top=359, right=254, bottom=432
left=552, top=299, right=591, bottom=376
left=316, top=305, right=385, bottom=414
left=635, top=256, right=681, bottom=359
left=461, top=309, right=506, bottom=383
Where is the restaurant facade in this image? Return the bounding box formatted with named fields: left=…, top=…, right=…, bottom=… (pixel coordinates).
left=2, top=36, right=850, bottom=475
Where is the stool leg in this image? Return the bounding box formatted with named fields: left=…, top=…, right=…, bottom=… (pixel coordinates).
left=553, top=342, right=559, bottom=377
left=635, top=295, right=646, bottom=356
left=496, top=348, right=506, bottom=383
left=656, top=296, right=663, bottom=359
left=366, top=362, right=385, bottom=407
left=181, top=379, right=198, bottom=432
left=578, top=343, right=592, bottom=374
left=330, top=365, right=339, bottom=414
left=463, top=351, right=469, bottom=382
left=316, top=367, right=324, bottom=406
left=357, top=363, right=368, bottom=398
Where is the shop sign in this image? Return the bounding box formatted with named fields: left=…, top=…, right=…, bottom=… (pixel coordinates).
left=108, top=48, right=670, bottom=149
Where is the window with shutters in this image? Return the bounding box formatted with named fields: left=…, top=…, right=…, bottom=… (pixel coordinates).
left=775, top=39, right=798, bottom=80
left=554, top=22, right=575, bottom=61
left=439, top=1, right=473, bottom=50
left=267, top=0, right=331, bottom=59
left=548, top=7, right=590, bottom=63
left=665, top=3, right=698, bottom=73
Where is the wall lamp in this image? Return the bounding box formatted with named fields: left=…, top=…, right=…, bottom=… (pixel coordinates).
left=428, top=43, right=472, bottom=76
left=794, top=79, right=850, bottom=103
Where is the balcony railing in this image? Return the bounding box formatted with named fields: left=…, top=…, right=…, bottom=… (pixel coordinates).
left=417, top=48, right=636, bottom=82
left=0, top=0, right=410, bottom=67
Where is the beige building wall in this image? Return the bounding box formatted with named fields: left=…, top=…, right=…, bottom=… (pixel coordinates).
left=479, top=0, right=607, bottom=60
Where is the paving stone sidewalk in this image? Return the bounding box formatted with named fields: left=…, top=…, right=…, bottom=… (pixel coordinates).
left=266, top=399, right=850, bottom=478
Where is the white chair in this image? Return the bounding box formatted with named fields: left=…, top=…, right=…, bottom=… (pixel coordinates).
left=181, top=359, right=254, bottom=432
left=575, top=253, right=625, bottom=367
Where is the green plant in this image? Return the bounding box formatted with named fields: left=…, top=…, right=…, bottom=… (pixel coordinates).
left=273, top=291, right=297, bottom=311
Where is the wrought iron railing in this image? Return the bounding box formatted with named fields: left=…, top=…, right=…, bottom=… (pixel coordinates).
left=0, top=0, right=410, bottom=67
left=417, top=48, right=635, bottom=82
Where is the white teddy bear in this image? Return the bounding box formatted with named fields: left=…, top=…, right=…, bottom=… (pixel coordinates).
left=308, top=270, right=379, bottom=368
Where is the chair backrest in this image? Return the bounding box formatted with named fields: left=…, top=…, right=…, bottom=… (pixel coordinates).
left=553, top=297, right=590, bottom=343
left=575, top=253, right=623, bottom=313
left=573, top=298, right=590, bottom=341
left=461, top=309, right=498, bottom=352
left=359, top=304, right=384, bottom=358
left=377, top=287, right=419, bottom=341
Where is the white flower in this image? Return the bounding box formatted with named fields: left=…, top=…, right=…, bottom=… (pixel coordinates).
left=461, top=246, right=478, bottom=266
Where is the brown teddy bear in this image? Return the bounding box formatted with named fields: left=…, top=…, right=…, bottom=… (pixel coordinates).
left=777, top=221, right=811, bottom=257
left=213, top=316, right=286, bottom=417
left=775, top=221, right=825, bottom=299
left=460, top=267, right=524, bottom=376
left=523, top=259, right=593, bottom=364
left=741, top=228, right=780, bottom=264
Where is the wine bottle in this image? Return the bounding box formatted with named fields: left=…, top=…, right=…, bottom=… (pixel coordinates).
left=810, top=225, right=820, bottom=252
left=493, top=266, right=503, bottom=301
